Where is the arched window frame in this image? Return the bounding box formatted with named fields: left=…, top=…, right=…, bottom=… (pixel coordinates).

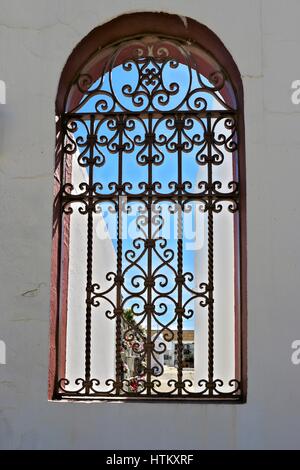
left=49, top=12, right=247, bottom=402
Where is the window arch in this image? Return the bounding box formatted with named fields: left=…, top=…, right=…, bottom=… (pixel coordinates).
left=49, top=13, right=246, bottom=402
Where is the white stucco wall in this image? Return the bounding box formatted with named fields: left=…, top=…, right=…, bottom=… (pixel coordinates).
left=1, top=0, right=300, bottom=450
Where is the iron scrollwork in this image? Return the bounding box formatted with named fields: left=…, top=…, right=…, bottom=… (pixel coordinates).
left=57, top=36, right=241, bottom=401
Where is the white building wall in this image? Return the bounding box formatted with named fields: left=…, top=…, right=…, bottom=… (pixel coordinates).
left=194, top=127, right=235, bottom=390
left=65, top=161, right=116, bottom=389
left=0, top=0, right=300, bottom=449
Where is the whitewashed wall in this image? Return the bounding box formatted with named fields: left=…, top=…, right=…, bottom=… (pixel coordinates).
left=0, top=0, right=300, bottom=450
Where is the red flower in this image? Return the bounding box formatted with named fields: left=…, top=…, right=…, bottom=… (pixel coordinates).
left=129, top=378, right=139, bottom=391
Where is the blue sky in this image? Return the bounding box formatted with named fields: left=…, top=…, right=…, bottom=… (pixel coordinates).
left=72, top=63, right=223, bottom=331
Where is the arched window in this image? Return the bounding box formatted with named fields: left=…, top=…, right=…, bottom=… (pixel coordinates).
left=49, top=13, right=246, bottom=402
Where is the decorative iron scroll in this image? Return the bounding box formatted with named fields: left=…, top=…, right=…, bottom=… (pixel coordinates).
left=68, top=36, right=236, bottom=115
left=56, top=36, right=241, bottom=400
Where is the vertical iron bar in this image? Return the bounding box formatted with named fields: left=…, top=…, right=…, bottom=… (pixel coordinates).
left=115, top=116, right=123, bottom=395
left=207, top=113, right=214, bottom=392
left=146, top=114, right=153, bottom=395
left=176, top=118, right=183, bottom=395
left=208, top=211, right=214, bottom=386
left=85, top=114, right=95, bottom=393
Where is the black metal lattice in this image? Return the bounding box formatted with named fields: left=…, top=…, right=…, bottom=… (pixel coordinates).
left=56, top=36, right=242, bottom=401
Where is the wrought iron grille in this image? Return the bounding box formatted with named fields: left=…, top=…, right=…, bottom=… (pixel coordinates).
left=55, top=36, right=243, bottom=401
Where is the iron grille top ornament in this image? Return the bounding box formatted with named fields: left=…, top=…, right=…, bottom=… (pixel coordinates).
left=67, top=37, right=236, bottom=114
